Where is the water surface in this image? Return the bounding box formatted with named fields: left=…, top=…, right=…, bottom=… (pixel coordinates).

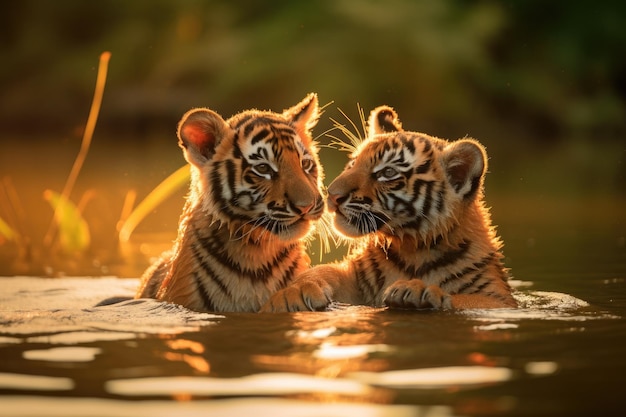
left=1, top=263, right=624, bottom=417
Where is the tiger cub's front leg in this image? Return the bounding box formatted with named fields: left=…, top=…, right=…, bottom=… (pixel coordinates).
left=260, top=264, right=354, bottom=312
left=383, top=279, right=516, bottom=310
left=383, top=279, right=453, bottom=310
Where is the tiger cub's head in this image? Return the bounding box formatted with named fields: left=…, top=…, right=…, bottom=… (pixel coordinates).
left=328, top=106, right=487, bottom=242
left=177, top=93, right=325, bottom=242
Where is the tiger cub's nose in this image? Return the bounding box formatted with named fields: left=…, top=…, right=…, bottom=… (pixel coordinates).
left=294, top=201, right=314, bottom=215
left=326, top=192, right=346, bottom=212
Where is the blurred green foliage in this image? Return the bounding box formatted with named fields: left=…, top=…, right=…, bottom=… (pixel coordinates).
left=1, top=0, right=624, bottom=140
left=43, top=189, right=91, bottom=254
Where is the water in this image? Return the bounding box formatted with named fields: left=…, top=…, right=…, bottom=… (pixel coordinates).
left=1, top=261, right=624, bottom=417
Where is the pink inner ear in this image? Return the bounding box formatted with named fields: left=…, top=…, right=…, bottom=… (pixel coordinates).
left=182, top=122, right=215, bottom=152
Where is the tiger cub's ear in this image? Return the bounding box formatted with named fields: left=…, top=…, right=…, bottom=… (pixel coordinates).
left=283, top=93, right=320, bottom=144
left=177, top=108, right=232, bottom=167
left=368, top=106, right=403, bottom=136
left=441, top=139, right=487, bottom=201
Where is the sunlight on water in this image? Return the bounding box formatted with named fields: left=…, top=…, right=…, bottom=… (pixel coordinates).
left=25, top=331, right=136, bottom=345
left=349, top=366, right=513, bottom=389
left=313, top=343, right=394, bottom=360
left=524, top=361, right=558, bottom=376
left=0, top=373, right=74, bottom=391
left=106, top=373, right=372, bottom=397
left=0, top=397, right=429, bottom=417
left=22, top=347, right=101, bottom=362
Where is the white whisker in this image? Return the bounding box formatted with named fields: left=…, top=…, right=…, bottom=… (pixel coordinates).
left=231, top=216, right=268, bottom=242
left=371, top=211, right=395, bottom=234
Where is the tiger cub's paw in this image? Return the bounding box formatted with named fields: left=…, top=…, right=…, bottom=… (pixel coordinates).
left=383, top=279, right=453, bottom=310
left=260, top=280, right=333, bottom=313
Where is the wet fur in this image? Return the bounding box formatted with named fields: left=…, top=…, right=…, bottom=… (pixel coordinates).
left=136, top=94, right=325, bottom=312
left=262, top=105, right=516, bottom=312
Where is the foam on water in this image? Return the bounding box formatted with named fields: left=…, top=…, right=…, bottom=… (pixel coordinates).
left=0, top=277, right=612, bottom=343
left=0, top=277, right=222, bottom=341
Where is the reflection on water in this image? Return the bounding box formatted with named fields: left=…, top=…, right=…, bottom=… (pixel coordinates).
left=23, top=347, right=102, bottom=362
left=0, top=374, right=74, bottom=392
left=106, top=372, right=371, bottom=397
left=349, top=366, right=514, bottom=389
left=1, top=396, right=424, bottom=417
left=0, top=272, right=624, bottom=416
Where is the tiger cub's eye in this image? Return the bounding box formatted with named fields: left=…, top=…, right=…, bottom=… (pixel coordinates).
left=302, top=158, right=315, bottom=173
left=253, top=163, right=273, bottom=177
left=377, top=166, right=399, bottom=181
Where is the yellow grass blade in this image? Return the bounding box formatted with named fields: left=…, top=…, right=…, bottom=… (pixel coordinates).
left=0, top=216, right=16, bottom=243
left=118, top=165, right=190, bottom=243
left=43, top=190, right=91, bottom=254
left=44, top=51, right=111, bottom=248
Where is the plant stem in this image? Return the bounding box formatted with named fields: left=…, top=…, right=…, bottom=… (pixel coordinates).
left=43, top=51, right=111, bottom=248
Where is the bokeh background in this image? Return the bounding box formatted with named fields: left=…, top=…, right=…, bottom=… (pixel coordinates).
left=0, top=0, right=624, bottom=278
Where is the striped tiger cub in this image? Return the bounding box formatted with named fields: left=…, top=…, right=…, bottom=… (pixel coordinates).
left=261, top=105, right=516, bottom=311
left=136, top=94, right=326, bottom=312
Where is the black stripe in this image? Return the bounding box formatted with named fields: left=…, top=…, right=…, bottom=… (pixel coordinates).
left=439, top=253, right=494, bottom=287
left=210, top=162, right=249, bottom=222
left=421, top=181, right=434, bottom=217
left=264, top=244, right=299, bottom=283
left=386, top=240, right=472, bottom=278
left=225, top=159, right=237, bottom=200
left=456, top=272, right=483, bottom=294
left=210, top=161, right=225, bottom=205
left=232, top=133, right=242, bottom=158
left=402, top=217, right=422, bottom=232
left=275, top=125, right=297, bottom=138
left=232, top=114, right=254, bottom=131
left=276, top=253, right=300, bottom=290
left=490, top=291, right=514, bottom=303
left=242, top=119, right=258, bottom=138
left=436, top=185, right=446, bottom=213
left=191, top=271, right=217, bottom=311
left=415, top=159, right=431, bottom=174
left=468, top=278, right=492, bottom=294
left=190, top=241, right=232, bottom=300
left=250, top=128, right=270, bottom=145
left=355, top=258, right=376, bottom=303
left=463, top=176, right=482, bottom=200
left=414, top=240, right=471, bottom=277
left=371, top=256, right=385, bottom=296
left=194, top=226, right=299, bottom=283
left=384, top=245, right=408, bottom=274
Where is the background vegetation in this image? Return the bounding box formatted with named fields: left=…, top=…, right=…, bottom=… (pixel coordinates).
left=0, top=0, right=624, bottom=277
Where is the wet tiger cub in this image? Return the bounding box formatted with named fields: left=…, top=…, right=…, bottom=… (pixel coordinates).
left=262, top=105, right=516, bottom=312
left=136, top=94, right=325, bottom=312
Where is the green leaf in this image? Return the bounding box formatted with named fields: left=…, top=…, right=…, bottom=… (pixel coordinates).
left=118, top=164, right=190, bottom=242
left=44, top=190, right=91, bottom=253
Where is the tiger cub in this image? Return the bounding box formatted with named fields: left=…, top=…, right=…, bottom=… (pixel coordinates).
left=261, top=105, right=516, bottom=311
left=136, top=94, right=325, bottom=312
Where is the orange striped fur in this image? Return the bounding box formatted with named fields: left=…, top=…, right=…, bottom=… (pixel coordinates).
left=262, top=105, right=516, bottom=312
left=136, top=94, right=325, bottom=312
